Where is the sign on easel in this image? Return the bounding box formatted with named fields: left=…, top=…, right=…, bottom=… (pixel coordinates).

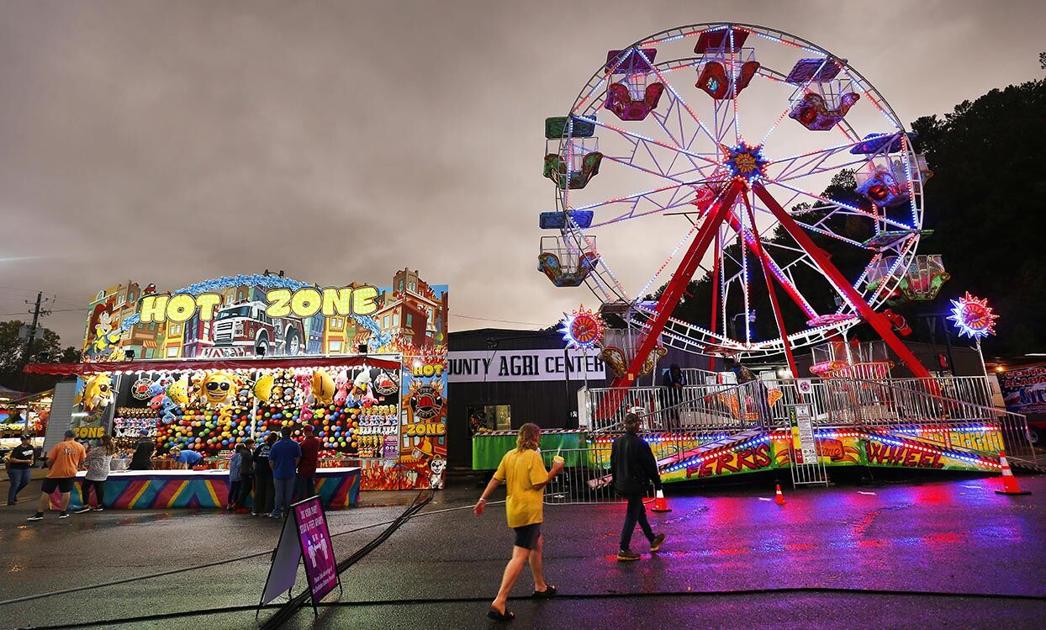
left=259, top=496, right=341, bottom=616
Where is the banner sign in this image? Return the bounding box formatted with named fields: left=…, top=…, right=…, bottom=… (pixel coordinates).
left=997, top=365, right=1046, bottom=417
left=81, top=272, right=447, bottom=362
left=447, top=349, right=607, bottom=383
left=259, top=496, right=340, bottom=612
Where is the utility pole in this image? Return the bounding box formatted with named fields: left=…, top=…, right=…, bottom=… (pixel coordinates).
left=22, top=292, right=52, bottom=366
left=17, top=292, right=52, bottom=429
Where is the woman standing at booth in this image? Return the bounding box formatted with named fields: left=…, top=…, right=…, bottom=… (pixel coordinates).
left=77, top=436, right=114, bottom=513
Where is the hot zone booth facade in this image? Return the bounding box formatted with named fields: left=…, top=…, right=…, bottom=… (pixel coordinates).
left=27, top=271, right=449, bottom=510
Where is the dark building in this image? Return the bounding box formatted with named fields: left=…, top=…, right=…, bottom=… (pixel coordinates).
left=445, top=328, right=608, bottom=468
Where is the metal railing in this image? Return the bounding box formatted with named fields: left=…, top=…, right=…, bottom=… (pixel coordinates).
left=680, top=367, right=721, bottom=385
left=586, top=382, right=762, bottom=432
left=540, top=446, right=654, bottom=504
left=584, top=375, right=1033, bottom=459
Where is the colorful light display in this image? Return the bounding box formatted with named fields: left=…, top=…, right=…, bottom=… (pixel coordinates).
left=948, top=292, right=998, bottom=339
left=559, top=305, right=606, bottom=350
left=722, top=140, right=768, bottom=183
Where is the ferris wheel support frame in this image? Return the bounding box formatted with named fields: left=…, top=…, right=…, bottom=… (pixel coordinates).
left=741, top=192, right=798, bottom=377
left=595, top=178, right=930, bottom=420
left=708, top=230, right=721, bottom=372
left=597, top=180, right=743, bottom=419
left=752, top=182, right=930, bottom=378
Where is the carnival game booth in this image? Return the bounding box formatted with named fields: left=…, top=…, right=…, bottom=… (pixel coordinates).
left=27, top=271, right=451, bottom=509
left=29, top=355, right=405, bottom=509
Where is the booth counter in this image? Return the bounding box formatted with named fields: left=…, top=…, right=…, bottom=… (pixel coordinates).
left=62, top=467, right=361, bottom=510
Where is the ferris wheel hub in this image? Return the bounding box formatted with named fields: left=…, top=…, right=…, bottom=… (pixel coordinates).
left=722, top=141, right=768, bottom=183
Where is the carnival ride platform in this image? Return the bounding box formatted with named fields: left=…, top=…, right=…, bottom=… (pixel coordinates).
left=471, top=375, right=1033, bottom=501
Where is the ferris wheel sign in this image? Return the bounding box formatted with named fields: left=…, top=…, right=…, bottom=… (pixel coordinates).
left=539, top=22, right=935, bottom=388
left=948, top=292, right=998, bottom=339
left=559, top=306, right=606, bottom=350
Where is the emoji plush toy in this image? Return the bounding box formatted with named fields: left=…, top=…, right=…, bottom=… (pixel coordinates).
left=198, top=371, right=237, bottom=406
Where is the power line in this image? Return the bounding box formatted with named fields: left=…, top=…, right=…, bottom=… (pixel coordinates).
left=451, top=313, right=547, bottom=327
left=0, top=307, right=87, bottom=317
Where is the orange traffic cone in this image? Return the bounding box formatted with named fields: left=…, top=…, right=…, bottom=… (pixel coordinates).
left=774, top=483, right=786, bottom=506
left=995, top=450, right=1031, bottom=496
left=651, top=489, right=672, bottom=512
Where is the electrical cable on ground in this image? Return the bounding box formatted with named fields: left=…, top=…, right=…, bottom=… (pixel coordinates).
left=0, top=496, right=500, bottom=609
left=22, top=586, right=1046, bottom=629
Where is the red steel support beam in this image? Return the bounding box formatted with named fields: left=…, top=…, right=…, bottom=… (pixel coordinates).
left=597, top=180, right=744, bottom=420
left=708, top=229, right=721, bottom=372
left=722, top=212, right=815, bottom=320
left=741, top=192, right=798, bottom=377
left=752, top=183, right=931, bottom=378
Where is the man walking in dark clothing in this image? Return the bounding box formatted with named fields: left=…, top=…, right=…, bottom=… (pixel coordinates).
left=610, top=413, right=665, bottom=561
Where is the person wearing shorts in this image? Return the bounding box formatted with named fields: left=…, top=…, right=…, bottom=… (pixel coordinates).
left=474, top=423, right=564, bottom=622
left=28, top=430, right=86, bottom=521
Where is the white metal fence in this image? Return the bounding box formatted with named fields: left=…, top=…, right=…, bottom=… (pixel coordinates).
left=539, top=446, right=655, bottom=504
left=583, top=375, right=1033, bottom=459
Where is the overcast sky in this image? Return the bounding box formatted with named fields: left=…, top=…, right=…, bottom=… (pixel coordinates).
left=1, top=0, right=1043, bottom=347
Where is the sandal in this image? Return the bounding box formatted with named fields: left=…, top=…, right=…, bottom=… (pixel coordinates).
left=532, top=584, right=557, bottom=599
left=487, top=607, right=515, bottom=622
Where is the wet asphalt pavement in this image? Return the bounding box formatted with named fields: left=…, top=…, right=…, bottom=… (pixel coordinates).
left=0, top=473, right=1043, bottom=629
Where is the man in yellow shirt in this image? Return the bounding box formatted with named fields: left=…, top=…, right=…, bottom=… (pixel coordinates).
left=474, top=423, right=564, bottom=622
left=28, top=431, right=86, bottom=521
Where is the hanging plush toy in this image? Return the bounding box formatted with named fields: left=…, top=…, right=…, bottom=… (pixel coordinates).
left=166, top=377, right=190, bottom=406
left=294, top=371, right=314, bottom=406
left=311, top=369, right=336, bottom=405
left=196, top=371, right=238, bottom=407
left=148, top=380, right=182, bottom=424
left=333, top=371, right=350, bottom=407
left=352, top=369, right=379, bottom=407
left=252, top=374, right=275, bottom=402
left=75, top=374, right=114, bottom=413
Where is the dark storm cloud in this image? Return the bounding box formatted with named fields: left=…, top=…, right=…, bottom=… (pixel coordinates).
left=1, top=0, right=1042, bottom=344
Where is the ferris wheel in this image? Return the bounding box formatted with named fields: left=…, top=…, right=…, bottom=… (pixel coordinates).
left=539, top=22, right=933, bottom=385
